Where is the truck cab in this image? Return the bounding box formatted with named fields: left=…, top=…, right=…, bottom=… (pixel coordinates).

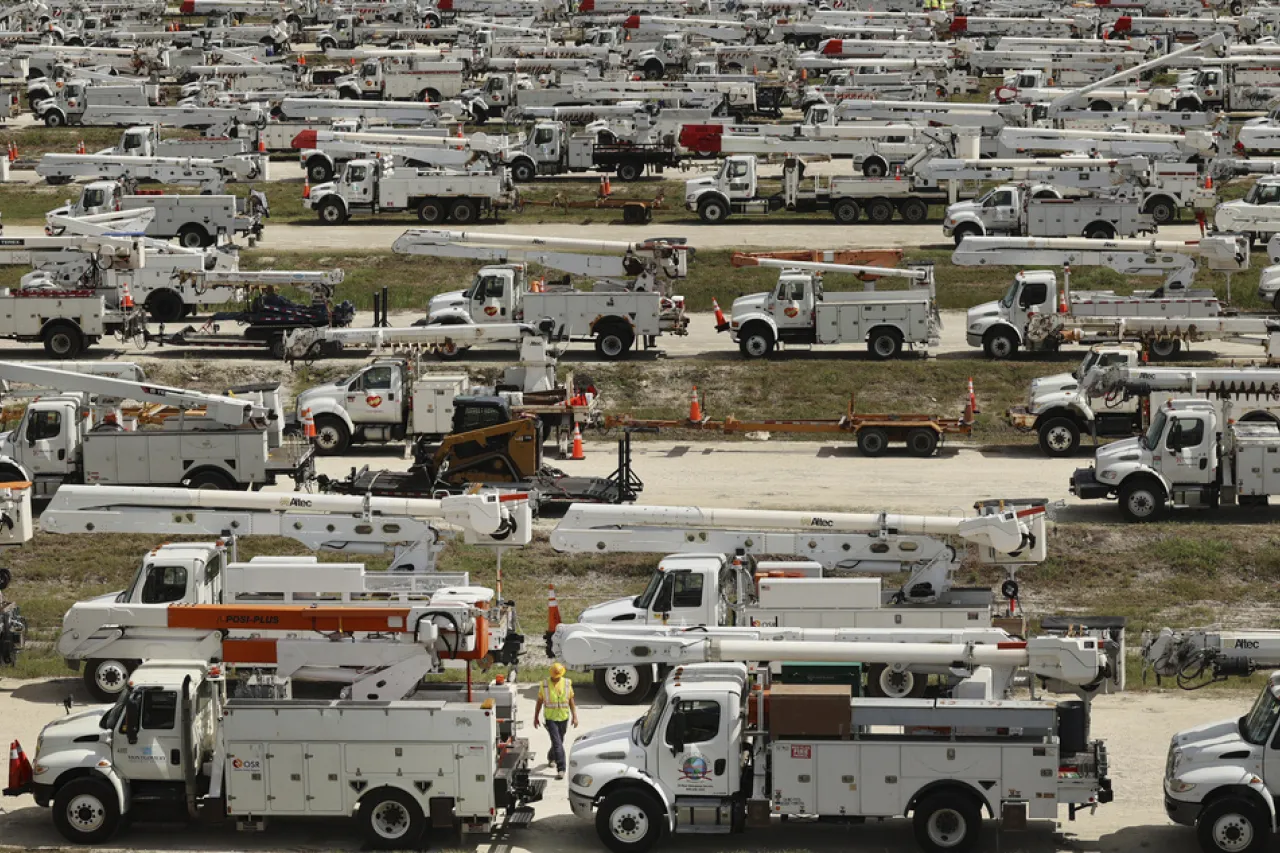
left=295, top=358, right=412, bottom=453
left=0, top=395, right=89, bottom=497
left=685, top=155, right=770, bottom=222
left=426, top=264, right=523, bottom=325
left=1007, top=345, right=1143, bottom=456
left=1214, top=175, right=1280, bottom=243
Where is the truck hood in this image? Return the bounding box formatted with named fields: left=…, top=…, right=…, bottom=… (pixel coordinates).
left=1028, top=386, right=1084, bottom=415
left=1095, top=436, right=1146, bottom=471
left=0, top=429, right=14, bottom=458
left=1029, top=372, right=1078, bottom=399
left=295, top=382, right=343, bottom=415
left=945, top=199, right=981, bottom=224
left=42, top=705, right=112, bottom=743
left=684, top=174, right=717, bottom=200
left=570, top=719, right=645, bottom=768
left=578, top=595, right=644, bottom=624
left=730, top=291, right=767, bottom=320
left=1169, top=716, right=1262, bottom=777
left=966, top=299, right=1002, bottom=327
left=428, top=288, right=468, bottom=316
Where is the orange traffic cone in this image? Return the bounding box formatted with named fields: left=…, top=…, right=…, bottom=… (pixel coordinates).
left=1057, top=283, right=1068, bottom=314
left=689, top=385, right=702, bottom=422
left=257, top=137, right=266, bottom=153
left=121, top=281, right=134, bottom=309
left=894, top=165, right=902, bottom=181
left=303, top=180, right=310, bottom=199
left=570, top=424, right=585, bottom=460
left=711, top=296, right=728, bottom=331
left=5, top=740, right=32, bottom=796
left=298, top=52, right=306, bottom=65
left=302, top=408, right=317, bottom=437
left=967, top=378, right=979, bottom=415
left=76, top=139, right=85, bottom=154
left=546, top=585, right=562, bottom=632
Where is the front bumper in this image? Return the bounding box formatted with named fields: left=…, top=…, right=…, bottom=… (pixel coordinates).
left=1164, top=792, right=1200, bottom=827
left=1070, top=467, right=1111, bottom=500
left=569, top=789, right=595, bottom=820
left=966, top=331, right=983, bottom=348
left=1007, top=406, right=1037, bottom=432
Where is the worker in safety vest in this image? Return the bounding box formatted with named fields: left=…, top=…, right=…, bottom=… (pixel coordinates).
left=534, top=662, right=579, bottom=779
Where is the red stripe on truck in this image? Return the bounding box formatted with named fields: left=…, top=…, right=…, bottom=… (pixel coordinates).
left=624, top=14, right=640, bottom=28
left=291, top=129, right=318, bottom=149
left=679, top=124, right=724, bottom=153
left=820, top=38, right=843, bottom=54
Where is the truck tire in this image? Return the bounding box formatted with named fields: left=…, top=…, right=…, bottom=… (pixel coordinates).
left=1197, top=797, right=1268, bottom=853
left=306, top=158, right=334, bottom=183
left=642, top=60, right=664, bottom=80
left=899, top=198, right=929, bottom=224
left=42, top=322, right=84, bottom=358
left=616, top=160, right=642, bottom=182
left=145, top=290, right=186, bottom=324
left=510, top=159, right=536, bottom=182
left=318, top=36, right=336, bottom=51
left=1231, top=0, right=1244, bottom=12
left=52, top=777, right=121, bottom=845
left=177, top=224, right=210, bottom=248
left=448, top=198, right=479, bottom=224
left=857, top=427, right=889, bottom=457
left=1084, top=223, right=1116, bottom=240
left=44, top=110, right=66, bottom=128
left=185, top=470, right=236, bottom=490
left=868, top=327, right=903, bottom=360
left=697, top=197, right=729, bottom=224
left=862, top=158, right=888, bottom=178
left=1144, top=196, right=1176, bottom=225
left=594, top=665, right=654, bottom=704
left=866, top=663, right=928, bottom=698
left=420, top=87, right=442, bottom=103
left=84, top=658, right=136, bottom=703
left=1176, top=96, right=1201, bottom=112
left=313, top=415, right=351, bottom=455
left=832, top=199, right=860, bottom=224
left=595, top=326, right=634, bottom=360
left=416, top=198, right=446, bottom=224
left=906, top=428, right=939, bottom=458
left=912, top=791, right=983, bottom=853
left=360, top=788, right=426, bottom=850
left=952, top=223, right=982, bottom=246
left=738, top=327, right=774, bottom=359
left=45, top=175, right=72, bottom=186
left=1038, top=417, right=1081, bottom=457
left=866, top=198, right=895, bottom=224
left=596, top=788, right=665, bottom=853
left=1148, top=339, right=1181, bottom=359
left=1119, top=477, right=1167, bottom=523
left=318, top=199, right=347, bottom=225
left=982, top=329, right=1018, bottom=360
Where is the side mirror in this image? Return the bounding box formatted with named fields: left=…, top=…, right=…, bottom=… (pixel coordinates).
left=652, top=578, right=673, bottom=615
left=123, top=694, right=141, bottom=745
left=669, top=711, right=687, bottom=755
left=1168, top=428, right=1183, bottom=451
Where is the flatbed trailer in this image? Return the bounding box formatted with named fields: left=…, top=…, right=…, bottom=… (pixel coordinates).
left=521, top=189, right=667, bottom=224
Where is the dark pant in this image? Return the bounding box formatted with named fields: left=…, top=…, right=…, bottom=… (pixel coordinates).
left=545, top=718, right=568, bottom=771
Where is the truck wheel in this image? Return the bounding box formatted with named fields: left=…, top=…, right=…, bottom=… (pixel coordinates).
left=913, top=792, right=982, bottom=853
left=146, top=291, right=186, bottom=324
left=642, top=61, right=663, bottom=80
left=899, top=198, right=929, bottom=224
left=616, top=160, right=642, bottom=182
left=53, top=777, right=121, bottom=844
left=84, top=658, right=136, bottom=703
left=44, top=110, right=66, bottom=128
left=868, top=328, right=902, bottom=360
left=448, top=199, right=479, bottom=224
left=594, top=665, right=654, bottom=704
left=42, top=322, right=84, bottom=359
left=360, top=788, right=426, bottom=850
left=1176, top=97, right=1201, bottom=112
left=862, top=159, right=888, bottom=178
left=421, top=88, right=442, bottom=103
left=1119, top=478, right=1167, bottom=523
left=952, top=224, right=982, bottom=247
left=318, top=199, right=347, bottom=225
left=906, top=428, right=939, bottom=458
left=470, top=104, right=488, bottom=125
left=697, top=197, right=729, bottom=224
left=595, top=327, right=634, bottom=360
left=306, top=159, right=334, bottom=183
left=1231, top=0, right=1244, bottom=13
left=45, top=175, right=72, bottom=186
left=832, top=199, right=860, bottom=224
left=313, top=415, right=351, bottom=455
left=738, top=328, right=774, bottom=359
left=866, top=663, right=928, bottom=698
left=511, top=160, right=536, bottom=182
left=982, top=329, right=1018, bottom=360
left=596, top=789, right=665, bottom=853
left=1084, top=223, right=1116, bottom=240
left=1038, top=417, right=1081, bottom=457
left=866, top=198, right=895, bottom=224
left=1148, top=339, right=1181, bottom=359
left=857, top=427, right=889, bottom=457
left=318, top=36, right=336, bottom=51
left=1145, top=197, right=1176, bottom=225
left=417, top=198, right=446, bottom=224
left=1197, top=797, right=1268, bottom=853
left=177, top=224, right=209, bottom=248
left=185, top=470, right=235, bottom=490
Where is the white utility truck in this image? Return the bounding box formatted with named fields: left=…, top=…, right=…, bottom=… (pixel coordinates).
left=47, top=180, right=267, bottom=248
left=720, top=255, right=939, bottom=360
left=35, top=151, right=265, bottom=187
left=943, top=184, right=1156, bottom=243
left=498, top=119, right=681, bottom=182
left=303, top=157, right=518, bottom=225
left=956, top=236, right=1248, bottom=360
left=1213, top=175, right=1280, bottom=246
left=397, top=229, right=690, bottom=359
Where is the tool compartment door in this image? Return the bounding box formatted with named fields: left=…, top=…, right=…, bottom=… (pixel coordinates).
left=816, top=303, right=861, bottom=345
left=1003, top=745, right=1058, bottom=819
left=814, top=742, right=861, bottom=816
left=225, top=741, right=268, bottom=813
left=858, top=744, right=901, bottom=815
left=265, top=742, right=306, bottom=812
left=455, top=743, right=493, bottom=817
left=305, top=743, right=345, bottom=813
left=770, top=741, right=817, bottom=814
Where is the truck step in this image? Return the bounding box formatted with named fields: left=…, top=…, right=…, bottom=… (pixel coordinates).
left=505, top=806, right=536, bottom=828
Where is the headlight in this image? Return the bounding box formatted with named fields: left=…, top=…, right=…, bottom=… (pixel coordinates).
left=571, top=773, right=594, bottom=787
left=1168, top=779, right=1196, bottom=793
left=1099, top=470, right=1117, bottom=481
left=968, top=323, right=984, bottom=332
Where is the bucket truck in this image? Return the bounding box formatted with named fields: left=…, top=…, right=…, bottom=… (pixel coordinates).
left=565, top=636, right=1113, bottom=853
left=955, top=235, right=1248, bottom=360
left=292, top=126, right=494, bottom=184
left=82, top=124, right=253, bottom=161
left=0, top=362, right=315, bottom=499
left=719, top=255, right=939, bottom=360
left=396, top=229, right=690, bottom=359
left=1213, top=175, right=1280, bottom=247
left=303, top=157, right=518, bottom=226
left=35, top=151, right=266, bottom=187
left=547, top=499, right=1064, bottom=702
left=39, top=484, right=532, bottom=699
left=0, top=482, right=33, bottom=667
left=943, top=183, right=1156, bottom=244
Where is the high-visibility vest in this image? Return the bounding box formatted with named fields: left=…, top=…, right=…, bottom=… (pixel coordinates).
left=541, top=678, right=572, bottom=721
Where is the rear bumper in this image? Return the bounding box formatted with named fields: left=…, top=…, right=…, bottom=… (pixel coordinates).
left=1070, top=467, right=1111, bottom=500
left=1007, top=406, right=1037, bottom=431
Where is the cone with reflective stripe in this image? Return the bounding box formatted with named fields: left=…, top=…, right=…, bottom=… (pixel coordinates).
left=546, top=585, right=562, bottom=632
left=76, top=139, right=85, bottom=154
left=689, top=385, right=702, bottom=422
left=570, top=423, right=584, bottom=460
left=121, top=280, right=134, bottom=309
left=968, top=378, right=978, bottom=414
left=302, top=407, right=316, bottom=438
left=303, top=180, right=310, bottom=199
left=5, top=740, right=32, bottom=795
left=711, top=297, right=728, bottom=330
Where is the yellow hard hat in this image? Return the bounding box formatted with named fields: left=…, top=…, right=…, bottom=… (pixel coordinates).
left=550, top=662, right=566, bottom=678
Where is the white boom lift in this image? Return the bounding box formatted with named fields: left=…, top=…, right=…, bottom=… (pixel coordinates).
left=1142, top=625, right=1280, bottom=689
left=1082, top=363, right=1280, bottom=400
left=35, top=152, right=265, bottom=189
left=282, top=321, right=549, bottom=361
left=0, top=233, right=146, bottom=270
left=915, top=156, right=1145, bottom=192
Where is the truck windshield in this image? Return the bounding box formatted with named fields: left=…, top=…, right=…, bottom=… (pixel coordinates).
left=998, top=280, right=1019, bottom=309
left=83, top=188, right=106, bottom=208
left=1075, top=352, right=1098, bottom=380
left=636, top=685, right=670, bottom=747
left=634, top=571, right=664, bottom=609
left=1238, top=684, right=1280, bottom=745
left=1246, top=182, right=1280, bottom=206
left=100, top=687, right=130, bottom=728
left=1142, top=408, right=1167, bottom=451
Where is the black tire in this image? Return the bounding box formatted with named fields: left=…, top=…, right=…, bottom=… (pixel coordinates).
left=417, top=198, right=446, bottom=224
left=952, top=224, right=982, bottom=246
left=306, top=159, right=334, bottom=183
left=616, top=160, right=642, bottom=182
left=866, top=663, right=928, bottom=698
left=1197, top=797, right=1268, bottom=853
left=857, top=427, right=889, bottom=457
left=83, top=658, right=136, bottom=703
left=1038, top=417, right=1081, bottom=457
left=146, top=290, right=186, bottom=324
left=596, top=788, right=665, bottom=853
left=738, top=327, right=774, bottom=359
left=1119, top=478, right=1167, bottom=523
left=1148, top=339, right=1181, bottom=359
left=1231, top=0, right=1244, bottom=13
left=360, top=788, right=426, bottom=850
left=913, top=792, right=983, bottom=853
left=313, top=415, right=351, bottom=455
left=862, top=159, right=888, bottom=178
left=185, top=470, right=236, bottom=490
left=1084, top=224, right=1116, bottom=240
left=832, top=199, right=860, bottom=224
left=906, top=427, right=939, bottom=458
left=318, top=37, right=336, bottom=51
left=899, top=198, right=928, bottom=224
left=52, top=777, right=121, bottom=844
left=868, top=328, right=902, bottom=360
left=177, top=224, right=209, bottom=248
left=982, top=328, right=1018, bottom=360
left=593, top=665, right=654, bottom=704
left=866, top=198, right=895, bottom=224
left=45, top=175, right=72, bottom=186
left=697, top=196, right=729, bottom=224
left=318, top=199, right=346, bottom=225
left=448, top=198, right=479, bottom=224
left=1176, top=97, right=1201, bottom=112
left=511, top=159, right=536, bottom=182
left=1145, top=197, right=1176, bottom=225
left=643, top=61, right=663, bottom=80
left=42, top=322, right=84, bottom=358
left=44, top=110, right=66, bottom=128
left=595, top=326, right=634, bottom=360
left=0, top=566, right=9, bottom=590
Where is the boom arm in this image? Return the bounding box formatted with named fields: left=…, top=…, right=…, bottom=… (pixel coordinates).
left=1049, top=32, right=1225, bottom=115
left=1142, top=626, right=1280, bottom=689
left=1084, top=364, right=1280, bottom=398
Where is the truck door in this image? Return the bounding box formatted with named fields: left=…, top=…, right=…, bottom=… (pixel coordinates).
left=471, top=272, right=509, bottom=321
left=724, top=157, right=754, bottom=200
left=771, top=276, right=812, bottom=332
left=346, top=364, right=401, bottom=425
left=19, top=403, right=73, bottom=478
left=1016, top=277, right=1051, bottom=320
left=982, top=188, right=1018, bottom=233
left=657, top=694, right=734, bottom=798
left=113, top=687, right=185, bottom=782
left=647, top=569, right=709, bottom=626
left=530, top=123, right=560, bottom=166
left=484, top=75, right=508, bottom=108
left=344, top=163, right=372, bottom=204
left=1160, top=413, right=1214, bottom=485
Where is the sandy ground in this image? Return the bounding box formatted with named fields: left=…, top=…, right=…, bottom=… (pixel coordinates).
left=0, top=671, right=1250, bottom=853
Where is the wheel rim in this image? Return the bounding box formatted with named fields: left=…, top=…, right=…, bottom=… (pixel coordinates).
left=601, top=335, right=624, bottom=358
left=323, top=207, right=340, bottom=223
left=872, top=204, right=892, bottom=221
left=745, top=335, right=769, bottom=357
left=453, top=206, right=474, bottom=223
left=862, top=434, right=885, bottom=454
left=926, top=807, right=967, bottom=848
left=873, top=336, right=896, bottom=357
left=910, top=433, right=933, bottom=454
left=1126, top=489, right=1157, bottom=519
left=1046, top=425, right=1074, bottom=452
left=990, top=337, right=1012, bottom=358
left=880, top=668, right=915, bottom=698
left=837, top=204, right=857, bottom=223
left=1212, top=813, right=1254, bottom=853
left=604, top=666, right=640, bottom=696
left=316, top=426, right=342, bottom=451
left=94, top=660, right=129, bottom=696
left=1151, top=341, right=1176, bottom=358
left=51, top=333, right=73, bottom=355
left=609, top=804, right=649, bottom=842
left=66, top=793, right=106, bottom=833
left=705, top=204, right=723, bottom=221
left=370, top=800, right=411, bottom=840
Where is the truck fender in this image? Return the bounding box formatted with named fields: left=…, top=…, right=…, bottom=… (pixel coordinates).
left=1179, top=773, right=1278, bottom=831
left=49, top=766, right=129, bottom=814
left=948, top=211, right=985, bottom=233
left=733, top=312, right=778, bottom=340
left=507, top=154, right=538, bottom=182
left=588, top=314, right=637, bottom=335
left=981, top=320, right=1023, bottom=347
left=906, top=779, right=994, bottom=819
left=0, top=456, right=33, bottom=484
left=593, top=770, right=676, bottom=832
left=1117, top=467, right=1171, bottom=498
left=1034, top=402, right=1094, bottom=432
left=425, top=309, right=474, bottom=326
left=690, top=188, right=728, bottom=209
left=303, top=398, right=357, bottom=434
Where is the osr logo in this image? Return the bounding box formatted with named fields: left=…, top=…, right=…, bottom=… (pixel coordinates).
left=679, top=756, right=711, bottom=781
left=367, top=395, right=383, bottom=408
left=784, top=306, right=799, bottom=318
left=485, top=306, right=499, bottom=316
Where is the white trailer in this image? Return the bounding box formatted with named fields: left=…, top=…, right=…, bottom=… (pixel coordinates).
left=303, top=158, right=518, bottom=226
